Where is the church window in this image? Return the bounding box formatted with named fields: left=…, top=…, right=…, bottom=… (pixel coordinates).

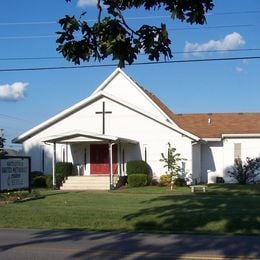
left=234, top=143, right=241, bottom=159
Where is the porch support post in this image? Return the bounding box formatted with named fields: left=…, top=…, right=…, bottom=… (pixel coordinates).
left=52, top=142, right=57, bottom=189
left=109, top=143, right=114, bottom=190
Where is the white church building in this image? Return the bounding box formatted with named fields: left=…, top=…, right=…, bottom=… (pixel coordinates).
left=13, top=68, right=260, bottom=189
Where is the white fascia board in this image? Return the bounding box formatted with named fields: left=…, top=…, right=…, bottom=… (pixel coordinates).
left=91, top=68, right=122, bottom=95
left=12, top=92, right=103, bottom=143
left=42, top=130, right=138, bottom=144
left=43, top=131, right=117, bottom=143
left=222, top=133, right=260, bottom=138
left=202, top=138, right=222, bottom=142
left=103, top=92, right=199, bottom=141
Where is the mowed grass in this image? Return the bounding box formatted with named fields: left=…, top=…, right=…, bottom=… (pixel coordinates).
left=0, top=184, right=259, bottom=235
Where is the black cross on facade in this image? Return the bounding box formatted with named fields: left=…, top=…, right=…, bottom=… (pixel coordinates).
left=95, top=101, right=112, bottom=134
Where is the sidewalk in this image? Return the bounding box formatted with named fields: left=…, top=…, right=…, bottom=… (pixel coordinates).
left=0, top=228, right=259, bottom=259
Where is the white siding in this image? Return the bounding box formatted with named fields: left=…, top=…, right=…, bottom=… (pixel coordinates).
left=201, top=141, right=223, bottom=183
left=21, top=96, right=193, bottom=178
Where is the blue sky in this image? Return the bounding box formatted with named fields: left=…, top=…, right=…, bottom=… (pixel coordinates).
left=1, top=0, right=260, bottom=147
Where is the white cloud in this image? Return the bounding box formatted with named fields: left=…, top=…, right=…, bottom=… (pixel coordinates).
left=0, top=82, right=28, bottom=101
left=77, top=0, right=97, bottom=7
left=184, top=32, right=245, bottom=56
left=235, top=67, right=244, bottom=73
left=242, top=59, right=249, bottom=64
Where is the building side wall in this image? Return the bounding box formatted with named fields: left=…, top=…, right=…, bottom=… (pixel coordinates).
left=223, top=137, right=260, bottom=182
left=201, top=141, right=223, bottom=183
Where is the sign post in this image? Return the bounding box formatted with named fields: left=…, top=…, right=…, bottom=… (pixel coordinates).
left=0, top=156, right=31, bottom=193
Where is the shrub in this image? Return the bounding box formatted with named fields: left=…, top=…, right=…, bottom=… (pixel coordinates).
left=228, top=157, right=260, bottom=184
left=126, top=160, right=150, bottom=175
left=32, top=176, right=46, bottom=188
left=45, top=174, right=53, bottom=188
left=128, top=174, right=148, bottom=187
left=55, top=162, right=73, bottom=188
left=31, top=171, right=44, bottom=178
left=159, top=174, right=172, bottom=186
left=31, top=171, right=44, bottom=187
left=173, top=177, right=187, bottom=187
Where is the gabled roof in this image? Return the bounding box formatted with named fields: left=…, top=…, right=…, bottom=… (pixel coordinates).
left=138, top=86, right=175, bottom=122
left=171, top=113, right=260, bottom=138
left=12, top=68, right=199, bottom=144
left=13, top=68, right=260, bottom=143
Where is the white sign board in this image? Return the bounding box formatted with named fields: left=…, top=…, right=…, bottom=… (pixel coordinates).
left=0, top=157, right=30, bottom=191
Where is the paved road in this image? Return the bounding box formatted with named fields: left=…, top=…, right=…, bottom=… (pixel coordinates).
left=0, top=228, right=259, bottom=259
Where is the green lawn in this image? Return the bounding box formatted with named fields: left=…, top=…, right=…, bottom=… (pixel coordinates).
left=0, top=184, right=259, bottom=235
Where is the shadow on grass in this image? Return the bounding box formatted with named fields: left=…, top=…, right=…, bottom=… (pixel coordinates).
left=0, top=229, right=259, bottom=259
left=123, top=191, right=260, bottom=235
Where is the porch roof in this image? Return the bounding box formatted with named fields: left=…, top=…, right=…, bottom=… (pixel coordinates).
left=42, top=130, right=138, bottom=144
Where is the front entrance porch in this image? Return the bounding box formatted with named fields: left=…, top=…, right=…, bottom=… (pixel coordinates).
left=43, top=131, right=139, bottom=190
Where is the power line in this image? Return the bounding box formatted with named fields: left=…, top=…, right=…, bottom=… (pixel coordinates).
left=0, top=35, right=56, bottom=40
left=1, top=48, right=260, bottom=61
left=169, top=24, right=255, bottom=31
left=0, top=10, right=260, bottom=26
left=0, top=56, right=61, bottom=61
left=208, top=10, right=260, bottom=16
left=0, top=56, right=259, bottom=72
left=0, top=24, right=256, bottom=40
left=0, top=113, right=36, bottom=124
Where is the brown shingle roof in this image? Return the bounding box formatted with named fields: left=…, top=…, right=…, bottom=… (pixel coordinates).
left=138, top=85, right=175, bottom=120
left=138, top=86, right=260, bottom=138
left=172, top=113, right=260, bottom=138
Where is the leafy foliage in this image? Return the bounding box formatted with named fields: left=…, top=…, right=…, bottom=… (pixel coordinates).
left=45, top=175, right=53, bottom=189
left=126, top=160, right=151, bottom=185
left=55, top=162, right=73, bottom=188
left=126, top=160, right=150, bottom=175
left=228, top=157, right=260, bottom=184
left=128, top=173, right=148, bottom=187
left=160, top=142, right=185, bottom=178
left=57, top=0, right=214, bottom=67
left=174, top=177, right=187, bottom=187
left=32, top=176, right=47, bottom=188
left=0, top=134, right=7, bottom=157
left=159, top=174, right=172, bottom=186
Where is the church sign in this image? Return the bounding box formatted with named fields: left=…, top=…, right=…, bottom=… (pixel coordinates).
left=0, top=156, right=31, bottom=192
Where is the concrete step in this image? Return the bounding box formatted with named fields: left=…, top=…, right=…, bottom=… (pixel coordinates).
left=60, top=176, right=110, bottom=190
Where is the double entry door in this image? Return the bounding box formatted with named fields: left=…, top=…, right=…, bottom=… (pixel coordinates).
left=90, top=144, right=118, bottom=174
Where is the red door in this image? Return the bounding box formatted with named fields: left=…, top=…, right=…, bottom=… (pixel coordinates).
left=90, top=144, right=118, bottom=174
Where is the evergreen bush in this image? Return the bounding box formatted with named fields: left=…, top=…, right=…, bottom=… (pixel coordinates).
left=173, top=177, right=187, bottom=187
left=45, top=175, right=53, bottom=188
left=32, top=176, right=46, bottom=188
left=55, top=162, right=73, bottom=188
left=126, top=160, right=150, bottom=175
left=31, top=171, right=44, bottom=179
left=128, top=174, right=148, bottom=187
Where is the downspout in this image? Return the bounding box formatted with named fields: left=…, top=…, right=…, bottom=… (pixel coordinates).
left=109, top=142, right=115, bottom=190
left=52, top=142, right=56, bottom=189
